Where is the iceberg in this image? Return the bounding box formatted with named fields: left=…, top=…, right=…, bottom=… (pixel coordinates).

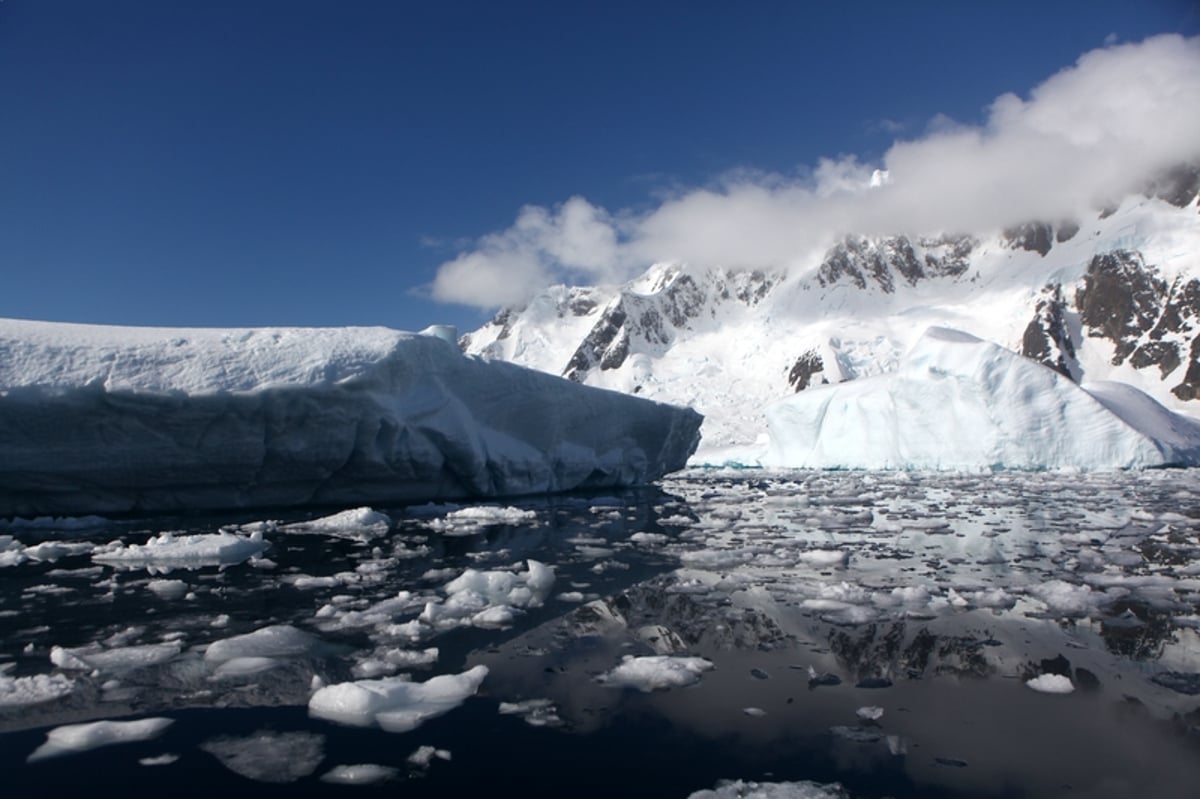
left=0, top=319, right=701, bottom=517
left=764, top=327, right=1200, bottom=470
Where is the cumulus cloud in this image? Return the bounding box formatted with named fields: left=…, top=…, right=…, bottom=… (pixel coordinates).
left=433, top=34, right=1200, bottom=308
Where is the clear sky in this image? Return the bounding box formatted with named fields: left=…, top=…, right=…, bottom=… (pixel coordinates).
left=2, top=0, right=1197, bottom=333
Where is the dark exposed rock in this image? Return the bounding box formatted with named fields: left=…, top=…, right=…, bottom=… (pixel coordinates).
left=564, top=303, right=628, bottom=382
left=788, top=350, right=825, bottom=392
left=1055, top=220, right=1080, bottom=242
left=1148, top=163, right=1200, bottom=208
left=567, top=295, right=597, bottom=316
left=818, top=235, right=924, bottom=292
left=1173, top=336, right=1200, bottom=400
left=1076, top=251, right=1167, bottom=364
left=920, top=234, right=976, bottom=277
left=562, top=268, right=778, bottom=383
left=1074, top=253, right=1200, bottom=398
left=1021, top=284, right=1078, bottom=380
left=1002, top=222, right=1053, bottom=256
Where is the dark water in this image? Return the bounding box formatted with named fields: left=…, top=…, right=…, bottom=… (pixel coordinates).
left=2, top=469, right=1199, bottom=798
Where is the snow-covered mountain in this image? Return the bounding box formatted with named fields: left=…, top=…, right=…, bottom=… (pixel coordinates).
left=462, top=171, right=1200, bottom=464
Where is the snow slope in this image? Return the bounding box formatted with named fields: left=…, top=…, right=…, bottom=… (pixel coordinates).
left=763, top=327, right=1200, bottom=470
left=0, top=320, right=701, bottom=517
left=463, top=186, right=1200, bottom=461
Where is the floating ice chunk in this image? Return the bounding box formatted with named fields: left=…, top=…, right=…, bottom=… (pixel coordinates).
left=856, top=706, right=885, bottom=721
left=1026, top=674, right=1075, bottom=694
left=797, top=549, right=850, bottom=568
left=420, top=560, right=555, bottom=629
left=24, top=541, right=95, bottom=562
left=743, top=707, right=767, bottom=717
left=351, top=647, right=439, bottom=679
left=93, top=530, right=267, bottom=571
left=498, top=698, right=563, bottom=727
left=201, top=731, right=324, bottom=783
left=27, top=717, right=173, bottom=762
left=425, top=505, right=538, bottom=535
left=0, top=537, right=25, bottom=568
left=1029, top=580, right=1096, bottom=617
left=0, top=672, right=74, bottom=706
left=147, top=579, right=189, bottom=600
left=204, top=624, right=325, bottom=666
left=50, top=642, right=182, bottom=674
left=597, top=655, right=714, bottom=692
left=308, top=665, right=489, bottom=732
left=139, top=754, right=178, bottom=766
left=689, top=779, right=849, bottom=799
left=320, top=764, right=399, bottom=785
left=406, top=744, right=452, bottom=767
left=281, top=507, right=392, bottom=540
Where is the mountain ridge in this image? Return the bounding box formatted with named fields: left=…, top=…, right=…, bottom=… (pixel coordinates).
left=462, top=180, right=1200, bottom=454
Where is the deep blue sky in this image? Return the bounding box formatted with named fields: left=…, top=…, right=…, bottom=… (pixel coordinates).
left=2, top=0, right=1196, bottom=333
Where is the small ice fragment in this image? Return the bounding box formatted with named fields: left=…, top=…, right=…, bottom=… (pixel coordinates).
left=743, top=707, right=767, bottom=717
left=1025, top=674, right=1075, bottom=694
left=750, top=668, right=770, bottom=680
left=139, top=754, right=178, bottom=766
left=856, top=706, right=884, bottom=722
left=320, top=764, right=399, bottom=785
left=147, top=579, right=188, bottom=600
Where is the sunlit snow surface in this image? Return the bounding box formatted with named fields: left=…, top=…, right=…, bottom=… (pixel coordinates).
left=3, top=470, right=1200, bottom=797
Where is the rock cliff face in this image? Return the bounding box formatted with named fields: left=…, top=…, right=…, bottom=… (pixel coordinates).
left=463, top=181, right=1200, bottom=449
left=1021, top=284, right=1078, bottom=380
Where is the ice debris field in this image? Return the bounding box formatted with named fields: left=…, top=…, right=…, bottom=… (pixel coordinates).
left=2, top=471, right=1200, bottom=797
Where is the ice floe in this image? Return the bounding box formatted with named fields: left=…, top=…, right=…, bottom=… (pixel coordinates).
left=93, top=530, right=267, bottom=571
left=28, top=717, right=173, bottom=762
left=597, top=655, right=715, bottom=692
left=320, top=764, right=399, bottom=785
left=308, top=665, right=488, bottom=732
left=0, top=673, right=74, bottom=706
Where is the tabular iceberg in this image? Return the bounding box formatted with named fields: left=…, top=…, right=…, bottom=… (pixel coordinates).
left=0, top=319, right=701, bottom=517
left=764, top=327, right=1200, bottom=470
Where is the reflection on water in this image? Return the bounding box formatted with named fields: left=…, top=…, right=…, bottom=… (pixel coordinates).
left=1, top=469, right=1199, bottom=797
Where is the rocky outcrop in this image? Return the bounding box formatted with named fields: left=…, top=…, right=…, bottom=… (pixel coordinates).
left=1021, top=284, right=1078, bottom=380
left=1076, top=251, right=1168, bottom=364
left=787, top=350, right=826, bottom=392
left=817, top=234, right=975, bottom=293
left=1002, top=222, right=1054, bottom=256
left=564, top=269, right=778, bottom=382
left=1075, top=251, right=1200, bottom=399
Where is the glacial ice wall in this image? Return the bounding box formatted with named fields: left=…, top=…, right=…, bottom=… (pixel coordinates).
left=764, top=327, right=1200, bottom=470
left=0, top=319, right=702, bottom=516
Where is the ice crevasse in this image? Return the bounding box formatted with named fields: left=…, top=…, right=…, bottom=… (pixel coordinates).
left=0, top=319, right=702, bottom=516
left=764, top=327, right=1200, bottom=471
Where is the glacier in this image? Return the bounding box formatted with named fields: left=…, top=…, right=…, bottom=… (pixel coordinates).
left=0, top=319, right=701, bottom=517
left=763, top=327, right=1200, bottom=470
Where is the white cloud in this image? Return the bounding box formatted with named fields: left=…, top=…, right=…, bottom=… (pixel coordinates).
left=433, top=34, right=1200, bottom=309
